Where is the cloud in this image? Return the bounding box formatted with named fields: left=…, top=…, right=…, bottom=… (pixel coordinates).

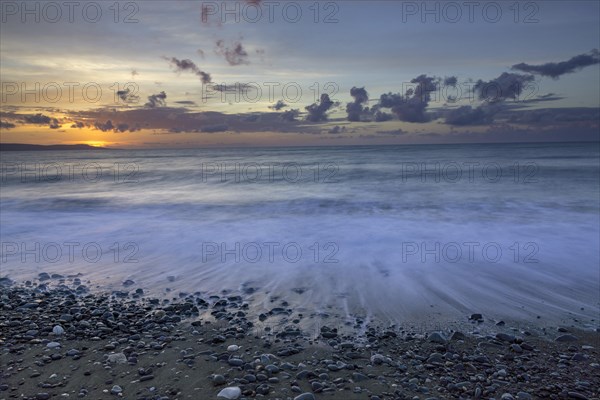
left=145, top=91, right=167, bottom=108
left=116, top=88, right=139, bottom=103
left=94, top=120, right=114, bottom=132
left=23, top=113, right=52, bottom=124
left=376, top=128, right=406, bottom=136
left=1, top=120, right=16, bottom=129
left=375, top=75, right=439, bottom=123
left=444, top=105, right=494, bottom=126
left=346, top=86, right=369, bottom=122
left=444, top=76, right=458, bottom=86
left=473, top=72, right=535, bottom=103
left=131, top=69, right=139, bottom=78
left=175, top=100, right=197, bottom=106
left=49, top=118, right=61, bottom=129
left=328, top=125, right=346, bottom=134
left=215, top=39, right=250, bottom=66
left=374, top=110, right=393, bottom=122
left=164, top=57, right=212, bottom=83
left=202, top=124, right=229, bottom=133
left=306, top=94, right=335, bottom=122
left=280, top=109, right=300, bottom=122
left=70, top=121, right=85, bottom=128
left=512, top=49, right=600, bottom=79
left=269, top=100, right=288, bottom=111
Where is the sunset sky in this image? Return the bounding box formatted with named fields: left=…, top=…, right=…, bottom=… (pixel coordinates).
left=1, top=0, right=599, bottom=148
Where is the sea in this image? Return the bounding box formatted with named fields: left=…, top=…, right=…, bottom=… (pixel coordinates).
left=1, top=142, right=599, bottom=332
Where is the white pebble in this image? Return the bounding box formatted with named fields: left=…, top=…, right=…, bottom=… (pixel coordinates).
left=227, top=345, right=240, bottom=352
left=53, top=325, right=65, bottom=335
left=217, top=386, right=241, bottom=399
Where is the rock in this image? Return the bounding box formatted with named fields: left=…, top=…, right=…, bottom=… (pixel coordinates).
left=227, top=345, right=240, bottom=352
left=510, top=344, right=523, bottom=353
left=501, top=394, right=515, bottom=400
left=469, top=313, right=483, bottom=321
left=294, top=394, right=316, bottom=400
left=567, top=392, right=589, bottom=399
left=110, top=385, right=122, bottom=395
left=427, top=352, right=444, bottom=363
left=35, top=394, right=50, bottom=400
left=556, top=334, right=578, bottom=342
left=212, top=375, right=226, bottom=386
left=427, top=332, right=447, bottom=344
left=107, top=353, right=128, bottom=364
left=450, top=331, right=465, bottom=340
left=52, top=325, right=65, bottom=335
left=217, top=386, right=241, bottom=399
left=517, top=392, right=532, bottom=400
left=496, top=333, right=516, bottom=342
left=46, top=341, right=60, bottom=349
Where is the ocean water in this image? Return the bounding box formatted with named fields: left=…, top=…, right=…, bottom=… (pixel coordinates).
left=1, top=142, right=599, bottom=330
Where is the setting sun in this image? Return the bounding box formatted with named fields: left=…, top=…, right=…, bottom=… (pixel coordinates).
left=83, top=140, right=108, bottom=148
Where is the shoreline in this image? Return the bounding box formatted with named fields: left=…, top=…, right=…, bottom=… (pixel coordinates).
left=1, top=278, right=599, bottom=400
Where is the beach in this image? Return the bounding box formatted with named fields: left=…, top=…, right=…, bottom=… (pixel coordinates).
left=0, top=276, right=599, bottom=400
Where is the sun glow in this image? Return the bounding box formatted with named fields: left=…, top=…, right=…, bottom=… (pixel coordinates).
left=83, top=141, right=108, bottom=148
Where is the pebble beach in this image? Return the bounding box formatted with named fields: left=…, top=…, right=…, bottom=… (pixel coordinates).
left=1, top=274, right=598, bottom=400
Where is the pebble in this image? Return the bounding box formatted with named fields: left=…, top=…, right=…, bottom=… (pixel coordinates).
left=217, top=386, right=241, bottom=399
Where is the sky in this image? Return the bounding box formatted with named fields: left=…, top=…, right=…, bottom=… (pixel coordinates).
left=0, top=0, right=599, bottom=148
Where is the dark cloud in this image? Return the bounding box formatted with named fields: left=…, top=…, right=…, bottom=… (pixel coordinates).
left=202, top=124, right=229, bottom=133
left=94, top=120, right=114, bottom=132
left=23, top=113, right=52, bottom=124
left=131, top=69, right=139, bottom=78
left=269, top=100, right=288, bottom=111
left=211, top=83, right=255, bottom=93
left=473, top=72, right=535, bottom=103
left=70, top=121, right=85, bottom=128
left=503, top=107, right=600, bottom=125
left=306, top=94, right=335, bottom=122
left=512, top=49, right=599, bottom=79
left=375, top=75, right=438, bottom=123
left=1, top=120, right=16, bottom=129
left=145, top=91, right=167, bottom=108
left=175, top=100, right=197, bottom=106
left=215, top=39, right=250, bottom=66
left=346, top=86, right=369, bottom=122
left=328, top=125, right=346, bottom=134
left=164, top=57, right=212, bottom=83
left=115, top=123, right=130, bottom=132
left=444, top=76, right=458, bottom=86
left=444, top=105, right=494, bottom=126
left=374, top=111, right=393, bottom=122
left=280, top=109, right=300, bottom=122
left=116, top=88, right=139, bottom=103
left=376, top=129, right=406, bottom=136
left=49, top=118, right=61, bottom=129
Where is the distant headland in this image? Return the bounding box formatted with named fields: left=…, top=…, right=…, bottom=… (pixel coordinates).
left=0, top=143, right=106, bottom=151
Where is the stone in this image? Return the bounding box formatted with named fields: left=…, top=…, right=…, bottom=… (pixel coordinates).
left=52, top=325, right=65, bottom=335
left=294, top=394, right=316, bottom=400
left=107, top=353, right=128, bottom=364
left=427, top=332, right=447, bottom=344
left=217, top=386, right=241, bottom=399
left=556, top=334, right=578, bottom=342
